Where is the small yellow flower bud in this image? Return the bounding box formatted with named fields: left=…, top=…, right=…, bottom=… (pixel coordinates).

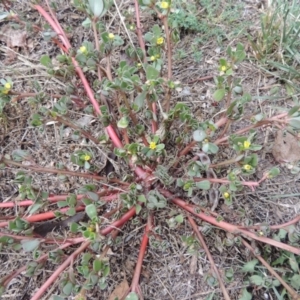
left=244, top=140, right=251, bottom=149
left=243, top=164, right=252, bottom=171
left=2, top=82, right=12, bottom=94
left=4, top=83, right=11, bottom=89
left=83, top=154, right=91, bottom=161
left=223, top=192, right=230, bottom=199
left=108, top=33, right=115, bottom=40
left=161, top=1, right=169, bottom=9
left=87, top=225, right=95, bottom=232
left=149, top=142, right=157, bottom=150
left=221, top=65, right=227, bottom=72
left=156, top=37, right=164, bottom=45
left=79, top=46, right=87, bottom=54
left=150, top=56, right=156, bottom=61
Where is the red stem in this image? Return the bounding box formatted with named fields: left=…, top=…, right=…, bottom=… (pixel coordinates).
left=100, top=206, right=137, bottom=236
left=2, top=203, right=140, bottom=296
left=0, top=191, right=120, bottom=208
left=159, top=189, right=300, bottom=255
left=30, top=241, right=91, bottom=300
left=134, top=0, right=146, bottom=62
left=133, top=0, right=157, bottom=133
left=162, top=17, right=172, bottom=81
left=0, top=206, right=85, bottom=228
left=34, top=3, right=70, bottom=48
left=0, top=232, right=85, bottom=245
left=238, top=214, right=300, bottom=230
left=242, top=239, right=299, bottom=300
left=131, top=214, right=153, bottom=293
left=194, top=177, right=259, bottom=188
left=214, top=113, right=288, bottom=145
left=2, top=238, right=84, bottom=287
left=188, top=216, right=230, bottom=300
left=33, top=4, right=149, bottom=180
left=178, top=117, right=228, bottom=157
left=33, top=5, right=122, bottom=147
left=151, top=103, right=158, bottom=133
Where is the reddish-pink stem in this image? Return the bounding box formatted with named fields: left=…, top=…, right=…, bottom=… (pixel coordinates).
left=238, top=214, right=300, bottom=231
left=0, top=206, right=85, bottom=228
left=70, top=57, right=123, bottom=148
left=0, top=232, right=85, bottom=245
left=34, top=4, right=149, bottom=180
left=2, top=238, right=84, bottom=287
left=30, top=240, right=90, bottom=300
left=131, top=214, right=153, bottom=293
left=159, top=189, right=300, bottom=255
left=0, top=191, right=120, bottom=208
left=35, top=3, right=70, bottom=49
left=188, top=216, right=230, bottom=300
left=133, top=0, right=157, bottom=132
left=215, top=116, right=228, bottom=128
left=269, top=214, right=300, bottom=230
left=100, top=206, right=137, bottom=236
left=133, top=0, right=146, bottom=62
left=178, top=117, right=229, bottom=157
left=196, top=177, right=259, bottom=188
left=242, top=239, right=299, bottom=300
left=151, top=103, right=158, bottom=133
left=214, top=113, right=288, bottom=145
left=34, top=5, right=122, bottom=148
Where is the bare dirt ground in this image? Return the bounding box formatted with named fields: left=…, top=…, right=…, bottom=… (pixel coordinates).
left=0, top=0, right=300, bottom=299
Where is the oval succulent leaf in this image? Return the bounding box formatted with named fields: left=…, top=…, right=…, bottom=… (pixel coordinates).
left=117, top=116, right=129, bottom=128
left=193, top=129, right=207, bottom=142
left=88, top=0, right=104, bottom=17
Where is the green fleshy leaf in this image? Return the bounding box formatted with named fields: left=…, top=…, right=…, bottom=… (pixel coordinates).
left=195, top=180, right=211, bottom=190
left=213, top=88, right=226, bottom=101
left=88, top=0, right=104, bottom=17
left=21, top=239, right=40, bottom=252
left=85, top=204, right=97, bottom=220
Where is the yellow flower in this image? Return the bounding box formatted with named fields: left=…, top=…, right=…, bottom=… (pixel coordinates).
left=108, top=33, right=115, bottom=40
left=223, top=192, right=230, bottom=199
left=83, top=154, right=91, bottom=161
left=150, top=56, right=156, bottom=61
left=161, top=1, right=169, bottom=9
left=79, top=46, right=87, bottom=54
left=149, top=142, right=157, bottom=150
left=243, top=164, right=252, bottom=171
left=156, top=37, right=164, bottom=45
left=244, top=140, right=251, bottom=149
left=2, top=82, right=11, bottom=94
left=87, top=225, right=95, bottom=232
left=137, top=63, right=142, bottom=68
left=4, top=82, right=11, bottom=89
left=220, top=65, right=227, bottom=72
